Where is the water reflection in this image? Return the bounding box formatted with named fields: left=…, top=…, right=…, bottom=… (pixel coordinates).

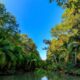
left=0, top=72, right=80, bottom=80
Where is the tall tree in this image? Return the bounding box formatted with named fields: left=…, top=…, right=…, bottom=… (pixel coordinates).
left=46, top=0, right=80, bottom=70
left=0, top=3, right=41, bottom=73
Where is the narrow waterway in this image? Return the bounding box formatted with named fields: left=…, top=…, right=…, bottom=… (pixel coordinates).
left=0, top=72, right=80, bottom=80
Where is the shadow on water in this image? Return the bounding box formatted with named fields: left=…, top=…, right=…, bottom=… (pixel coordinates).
left=0, top=72, right=80, bottom=80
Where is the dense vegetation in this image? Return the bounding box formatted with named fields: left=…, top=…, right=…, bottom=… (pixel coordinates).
left=45, top=0, right=80, bottom=74
left=0, top=0, right=80, bottom=75
left=0, top=3, right=42, bottom=74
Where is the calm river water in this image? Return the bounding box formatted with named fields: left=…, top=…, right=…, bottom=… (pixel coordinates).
left=0, top=72, right=80, bottom=80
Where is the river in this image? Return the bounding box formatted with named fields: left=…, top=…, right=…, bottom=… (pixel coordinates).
left=0, top=72, right=80, bottom=80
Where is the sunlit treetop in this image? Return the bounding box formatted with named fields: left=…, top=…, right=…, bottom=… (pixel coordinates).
left=50, top=0, right=80, bottom=8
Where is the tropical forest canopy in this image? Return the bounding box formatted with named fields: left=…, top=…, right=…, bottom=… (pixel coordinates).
left=0, top=0, right=80, bottom=75
left=0, top=3, right=41, bottom=73
left=45, top=0, right=80, bottom=72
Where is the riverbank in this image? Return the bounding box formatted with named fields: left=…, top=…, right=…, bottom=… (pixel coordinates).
left=0, top=71, right=80, bottom=80
left=0, top=68, right=80, bottom=77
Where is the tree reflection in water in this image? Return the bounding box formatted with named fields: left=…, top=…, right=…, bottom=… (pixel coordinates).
left=0, top=73, right=80, bottom=80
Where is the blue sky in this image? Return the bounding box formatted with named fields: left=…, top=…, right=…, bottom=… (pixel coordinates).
left=1, top=0, right=63, bottom=60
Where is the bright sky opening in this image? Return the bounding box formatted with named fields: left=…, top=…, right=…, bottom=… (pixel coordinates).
left=1, top=0, right=63, bottom=60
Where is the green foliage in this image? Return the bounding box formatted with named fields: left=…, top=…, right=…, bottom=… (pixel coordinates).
left=34, top=69, right=47, bottom=75
left=46, top=0, right=80, bottom=72
left=0, top=3, right=41, bottom=73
